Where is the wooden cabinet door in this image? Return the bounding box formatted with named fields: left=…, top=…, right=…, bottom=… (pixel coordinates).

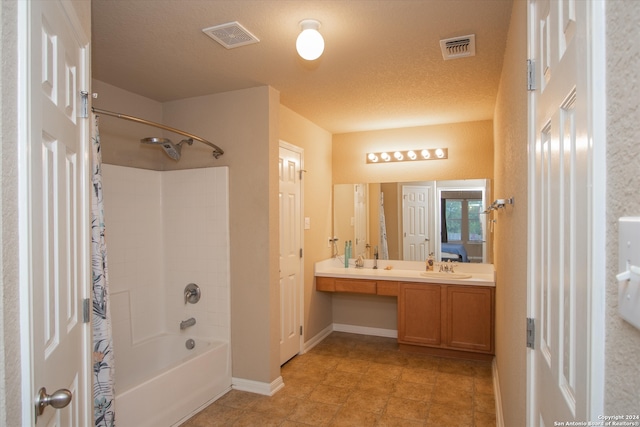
left=445, top=286, right=494, bottom=353
left=398, top=283, right=442, bottom=346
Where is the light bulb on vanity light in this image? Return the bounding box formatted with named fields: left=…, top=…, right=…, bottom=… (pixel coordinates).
left=296, top=19, right=324, bottom=60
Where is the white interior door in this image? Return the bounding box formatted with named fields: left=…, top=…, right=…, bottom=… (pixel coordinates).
left=402, top=185, right=430, bottom=261
left=528, top=0, right=604, bottom=423
left=20, top=0, right=91, bottom=425
left=279, top=143, right=303, bottom=365
left=353, top=184, right=368, bottom=258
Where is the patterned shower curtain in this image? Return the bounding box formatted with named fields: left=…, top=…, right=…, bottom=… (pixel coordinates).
left=91, top=114, right=116, bottom=427
left=379, top=192, right=389, bottom=260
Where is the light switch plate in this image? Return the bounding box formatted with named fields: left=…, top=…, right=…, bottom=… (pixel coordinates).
left=618, top=217, right=640, bottom=330
left=304, top=217, right=311, bottom=230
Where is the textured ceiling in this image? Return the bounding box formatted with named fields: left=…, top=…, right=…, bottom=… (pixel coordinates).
left=91, top=0, right=513, bottom=134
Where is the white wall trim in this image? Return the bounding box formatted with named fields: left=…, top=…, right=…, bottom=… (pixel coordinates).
left=303, top=324, right=333, bottom=353
left=492, top=358, right=504, bottom=427
left=231, top=376, right=284, bottom=396
left=302, top=323, right=398, bottom=355
left=332, top=323, right=397, bottom=338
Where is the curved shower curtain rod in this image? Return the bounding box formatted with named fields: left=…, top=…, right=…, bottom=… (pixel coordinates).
left=91, top=107, right=224, bottom=159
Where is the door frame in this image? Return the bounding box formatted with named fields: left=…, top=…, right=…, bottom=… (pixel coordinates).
left=279, top=140, right=305, bottom=360
left=525, top=0, right=606, bottom=422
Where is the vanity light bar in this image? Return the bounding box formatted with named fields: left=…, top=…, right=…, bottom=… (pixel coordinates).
left=366, top=148, right=448, bottom=163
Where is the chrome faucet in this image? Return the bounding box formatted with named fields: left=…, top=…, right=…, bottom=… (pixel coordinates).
left=373, top=247, right=378, bottom=269
left=438, top=260, right=457, bottom=273
left=180, top=317, right=196, bottom=330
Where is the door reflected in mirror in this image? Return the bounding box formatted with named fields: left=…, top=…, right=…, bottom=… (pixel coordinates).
left=333, top=180, right=491, bottom=263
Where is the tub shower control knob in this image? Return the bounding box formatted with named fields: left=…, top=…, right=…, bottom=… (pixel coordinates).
left=184, top=283, right=201, bottom=304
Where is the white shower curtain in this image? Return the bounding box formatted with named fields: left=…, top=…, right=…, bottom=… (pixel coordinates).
left=379, top=192, right=389, bottom=260
left=91, top=114, right=116, bottom=427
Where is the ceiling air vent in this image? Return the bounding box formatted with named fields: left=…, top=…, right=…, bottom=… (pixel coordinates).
left=440, top=34, right=476, bottom=60
left=202, top=21, right=260, bottom=49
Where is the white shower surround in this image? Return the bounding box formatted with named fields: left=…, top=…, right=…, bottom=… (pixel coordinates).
left=101, top=165, right=231, bottom=423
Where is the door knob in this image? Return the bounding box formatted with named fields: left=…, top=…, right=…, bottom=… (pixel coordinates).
left=35, top=387, right=72, bottom=416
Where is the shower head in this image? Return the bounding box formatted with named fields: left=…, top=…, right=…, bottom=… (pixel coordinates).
left=140, top=137, right=184, bottom=160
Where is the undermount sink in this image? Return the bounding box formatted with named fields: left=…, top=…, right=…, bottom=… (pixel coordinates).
left=420, top=272, right=472, bottom=280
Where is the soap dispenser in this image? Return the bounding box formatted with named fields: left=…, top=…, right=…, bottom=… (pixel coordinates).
left=426, top=253, right=434, bottom=271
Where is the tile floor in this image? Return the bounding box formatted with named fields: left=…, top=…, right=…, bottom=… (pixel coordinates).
left=181, top=332, right=496, bottom=426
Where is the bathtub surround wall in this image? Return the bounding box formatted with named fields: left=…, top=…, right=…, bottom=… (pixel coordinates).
left=101, top=164, right=231, bottom=426
left=102, top=165, right=230, bottom=355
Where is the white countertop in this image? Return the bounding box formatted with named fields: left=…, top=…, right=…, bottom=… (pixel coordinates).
left=315, top=258, right=495, bottom=287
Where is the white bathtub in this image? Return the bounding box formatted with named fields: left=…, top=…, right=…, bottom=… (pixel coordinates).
left=115, top=334, right=231, bottom=427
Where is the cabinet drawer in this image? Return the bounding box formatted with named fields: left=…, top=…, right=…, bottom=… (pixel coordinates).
left=335, top=279, right=377, bottom=294
left=316, top=276, right=335, bottom=292
left=377, top=281, right=399, bottom=296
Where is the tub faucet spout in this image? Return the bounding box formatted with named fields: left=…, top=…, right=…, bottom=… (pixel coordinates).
left=180, top=317, right=196, bottom=330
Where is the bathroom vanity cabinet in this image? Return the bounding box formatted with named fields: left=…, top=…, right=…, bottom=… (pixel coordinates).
left=315, top=270, right=494, bottom=360
left=397, top=282, right=494, bottom=358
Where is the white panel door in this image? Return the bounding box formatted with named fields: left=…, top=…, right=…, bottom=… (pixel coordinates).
left=528, top=0, right=604, bottom=423
left=279, top=143, right=303, bottom=365
left=20, top=0, right=91, bottom=425
left=402, top=185, right=430, bottom=261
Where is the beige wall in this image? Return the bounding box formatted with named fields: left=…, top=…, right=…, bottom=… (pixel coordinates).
left=605, top=0, right=640, bottom=413
left=333, top=120, right=494, bottom=185
left=92, top=80, right=166, bottom=169
left=163, top=87, right=282, bottom=384
left=278, top=105, right=334, bottom=341
left=492, top=0, right=528, bottom=425
left=1, top=1, right=22, bottom=426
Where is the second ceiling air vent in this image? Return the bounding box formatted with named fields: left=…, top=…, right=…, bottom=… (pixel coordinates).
left=440, top=34, right=476, bottom=60
left=202, top=21, right=260, bottom=49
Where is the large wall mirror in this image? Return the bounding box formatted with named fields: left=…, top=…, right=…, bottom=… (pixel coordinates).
left=333, top=179, right=492, bottom=263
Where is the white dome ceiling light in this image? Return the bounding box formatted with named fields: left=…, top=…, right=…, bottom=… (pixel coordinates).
left=296, top=19, right=324, bottom=61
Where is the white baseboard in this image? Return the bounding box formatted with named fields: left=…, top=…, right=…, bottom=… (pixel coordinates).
left=302, top=324, right=333, bottom=353
left=332, top=323, right=397, bottom=338
left=231, top=376, right=284, bottom=396
left=492, top=358, right=504, bottom=427
left=302, top=323, right=397, bottom=354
